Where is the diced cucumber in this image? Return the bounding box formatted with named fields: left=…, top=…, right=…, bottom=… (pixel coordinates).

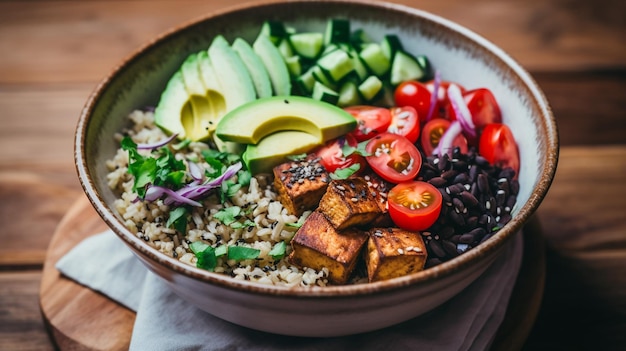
left=317, top=49, right=354, bottom=82
left=358, top=43, right=390, bottom=77
left=289, top=32, right=324, bottom=59
left=381, top=34, right=404, bottom=60
left=345, top=46, right=369, bottom=81
left=324, top=19, right=350, bottom=45
left=277, top=39, right=294, bottom=60
left=350, top=28, right=373, bottom=48
left=259, top=20, right=287, bottom=45
left=312, top=81, right=339, bottom=105
left=311, top=65, right=337, bottom=90
left=285, top=55, right=302, bottom=77
left=415, top=54, right=434, bottom=81
left=295, top=67, right=316, bottom=94
left=358, top=75, right=383, bottom=101
left=390, top=50, right=426, bottom=86
left=338, top=80, right=363, bottom=107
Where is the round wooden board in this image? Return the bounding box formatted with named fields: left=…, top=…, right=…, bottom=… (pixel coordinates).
left=40, top=195, right=545, bottom=351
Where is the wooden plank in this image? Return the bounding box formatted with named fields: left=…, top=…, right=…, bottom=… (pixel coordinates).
left=0, top=271, right=55, bottom=351
left=0, top=0, right=624, bottom=84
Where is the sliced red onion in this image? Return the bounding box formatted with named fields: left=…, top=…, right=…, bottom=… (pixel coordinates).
left=166, top=162, right=242, bottom=205
left=424, top=70, right=441, bottom=123
left=188, top=161, right=204, bottom=182
left=136, top=133, right=179, bottom=150
left=145, top=185, right=202, bottom=207
left=447, top=84, right=476, bottom=138
left=435, top=120, right=462, bottom=156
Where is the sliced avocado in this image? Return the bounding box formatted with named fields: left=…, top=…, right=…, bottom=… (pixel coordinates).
left=216, top=96, right=356, bottom=145
left=243, top=131, right=321, bottom=174
left=196, top=50, right=227, bottom=129
left=154, top=71, right=189, bottom=138
left=253, top=35, right=292, bottom=96
left=231, top=38, right=273, bottom=99
left=208, top=35, right=256, bottom=111
left=179, top=53, right=219, bottom=141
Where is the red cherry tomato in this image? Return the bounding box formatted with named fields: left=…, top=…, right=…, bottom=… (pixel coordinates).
left=424, top=80, right=466, bottom=119
left=315, top=135, right=366, bottom=173
left=387, top=181, right=443, bottom=231
left=365, top=133, right=422, bottom=183
left=394, top=81, right=431, bottom=122
left=386, top=106, right=420, bottom=144
left=420, top=118, right=468, bottom=156
left=445, top=88, right=502, bottom=131
left=479, top=123, right=520, bottom=177
left=344, top=106, right=392, bottom=142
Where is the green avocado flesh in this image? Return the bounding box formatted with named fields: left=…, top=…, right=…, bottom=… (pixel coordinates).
left=243, top=131, right=321, bottom=174
left=216, top=96, right=357, bottom=145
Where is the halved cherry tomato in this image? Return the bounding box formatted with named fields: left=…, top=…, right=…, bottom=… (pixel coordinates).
left=387, top=181, right=442, bottom=231
left=424, top=80, right=466, bottom=119
left=344, top=106, right=392, bottom=142
left=365, top=133, right=421, bottom=183
left=387, top=106, right=420, bottom=143
left=394, top=81, right=431, bottom=122
left=420, top=118, right=468, bottom=156
left=445, top=88, right=502, bottom=131
left=479, top=123, right=520, bottom=177
left=315, top=134, right=366, bottom=173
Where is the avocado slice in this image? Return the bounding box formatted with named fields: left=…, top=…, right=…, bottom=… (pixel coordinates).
left=232, top=38, right=273, bottom=98
left=208, top=35, right=256, bottom=111
left=216, top=96, right=357, bottom=145
left=154, top=70, right=190, bottom=138
left=253, top=35, right=291, bottom=96
left=243, top=131, right=321, bottom=174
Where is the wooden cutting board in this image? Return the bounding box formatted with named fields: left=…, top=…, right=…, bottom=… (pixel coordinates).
left=39, top=195, right=545, bottom=351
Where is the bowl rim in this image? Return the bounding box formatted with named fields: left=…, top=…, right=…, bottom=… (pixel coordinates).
left=75, top=0, right=559, bottom=298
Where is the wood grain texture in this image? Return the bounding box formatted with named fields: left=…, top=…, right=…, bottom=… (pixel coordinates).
left=39, top=197, right=134, bottom=351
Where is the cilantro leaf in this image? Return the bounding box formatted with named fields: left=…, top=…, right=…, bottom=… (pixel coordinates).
left=330, top=163, right=361, bottom=180
left=342, top=140, right=372, bottom=157
left=215, top=245, right=228, bottom=257
left=213, top=206, right=241, bottom=225
left=166, top=207, right=188, bottom=233
left=237, top=170, right=252, bottom=187
left=269, top=241, right=287, bottom=260
left=230, top=219, right=256, bottom=229
left=190, top=241, right=217, bottom=271
left=227, top=246, right=260, bottom=261
left=286, top=153, right=307, bottom=161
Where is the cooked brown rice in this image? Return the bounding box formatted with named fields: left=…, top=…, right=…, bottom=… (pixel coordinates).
left=106, top=110, right=331, bottom=287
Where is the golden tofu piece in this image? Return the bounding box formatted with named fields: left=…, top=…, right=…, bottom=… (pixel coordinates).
left=317, top=178, right=381, bottom=230
left=365, top=227, right=427, bottom=282
left=289, top=210, right=368, bottom=284
left=273, top=157, right=330, bottom=216
left=363, top=171, right=394, bottom=227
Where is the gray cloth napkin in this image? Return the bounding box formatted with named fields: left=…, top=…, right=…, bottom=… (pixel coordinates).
left=56, top=230, right=523, bottom=351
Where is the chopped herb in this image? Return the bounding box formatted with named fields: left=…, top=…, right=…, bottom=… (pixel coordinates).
left=230, top=219, right=256, bottom=229
left=269, top=241, right=287, bottom=260
left=215, top=245, right=228, bottom=257
left=172, top=138, right=192, bottom=150
left=220, top=179, right=242, bottom=203
left=213, top=206, right=241, bottom=225
left=166, top=207, right=188, bottom=233
left=491, top=226, right=501, bottom=232
left=342, top=140, right=371, bottom=157
left=330, top=163, right=361, bottom=180
left=237, top=170, right=252, bottom=187
left=190, top=241, right=217, bottom=271
left=228, top=246, right=260, bottom=261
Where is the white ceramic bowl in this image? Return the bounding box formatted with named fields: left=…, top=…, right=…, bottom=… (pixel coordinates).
left=75, top=0, right=558, bottom=337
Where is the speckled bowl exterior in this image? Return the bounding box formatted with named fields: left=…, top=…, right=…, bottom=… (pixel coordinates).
left=75, top=0, right=558, bottom=337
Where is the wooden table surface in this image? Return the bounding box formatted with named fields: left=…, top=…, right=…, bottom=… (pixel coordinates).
left=1, top=0, right=624, bottom=350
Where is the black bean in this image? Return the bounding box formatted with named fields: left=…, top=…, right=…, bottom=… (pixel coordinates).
left=475, top=155, right=490, bottom=167
left=452, top=197, right=465, bottom=213
left=449, top=209, right=465, bottom=226
left=438, top=187, right=452, bottom=203
left=499, top=167, right=516, bottom=180
left=466, top=216, right=478, bottom=228
left=452, top=160, right=468, bottom=171
left=439, top=226, right=455, bottom=239
left=498, top=213, right=512, bottom=226
left=452, top=172, right=469, bottom=184
left=496, top=189, right=506, bottom=207
left=468, top=165, right=479, bottom=183
left=506, top=195, right=517, bottom=211
left=460, top=191, right=479, bottom=207
left=449, top=234, right=461, bottom=243
left=438, top=154, right=449, bottom=171
left=429, top=176, right=447, bottom=187
left=441, top=169, right=458, bottom=180
left=447, top=183, right=465, bottom=195
left=442, top=240, right=459, bottom=257
left=426, top=258, right=442, bottom=268
left=477, top=173, right=489, bottom=194
left=428, top=240, right=446, bottom=258
left=459, top=233, right=475, bottom=244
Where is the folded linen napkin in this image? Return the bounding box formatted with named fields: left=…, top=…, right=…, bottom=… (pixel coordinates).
left=56, top=229, right=523, bottom=351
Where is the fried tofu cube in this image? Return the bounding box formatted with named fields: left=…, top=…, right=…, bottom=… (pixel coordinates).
left=365, top=227, right=427, bottom=282
left=289, top=210, right=368, bottom=284
left=317, top=178, right=381, bottom=230
left=273, top=157, right=330, bottom=216
left=363, top=171, right=394, bottom=227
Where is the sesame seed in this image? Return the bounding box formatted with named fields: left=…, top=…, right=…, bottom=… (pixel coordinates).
left=397, top=248, right=404, bottom=254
